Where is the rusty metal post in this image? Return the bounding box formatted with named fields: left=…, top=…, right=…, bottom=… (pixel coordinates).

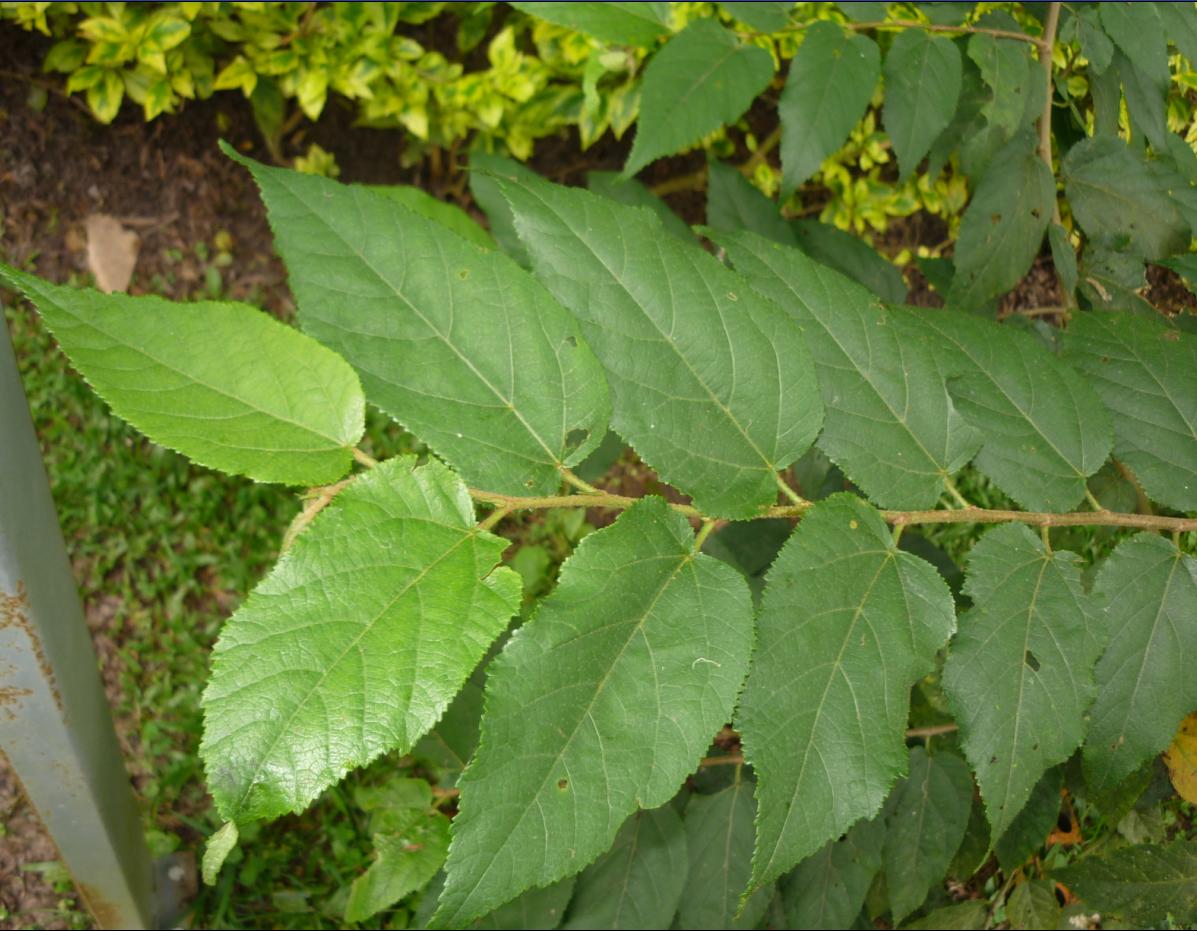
left=0, top=313, right=158, bottom=928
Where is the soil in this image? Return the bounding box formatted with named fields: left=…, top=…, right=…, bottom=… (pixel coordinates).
left=1, top=18, right=1195, bottom=931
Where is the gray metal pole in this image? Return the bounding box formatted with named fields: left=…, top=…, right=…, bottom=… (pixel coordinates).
left=0, top=310, right=156, bottom=928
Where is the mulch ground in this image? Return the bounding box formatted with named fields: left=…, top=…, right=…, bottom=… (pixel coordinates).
left=1, top=19, right=1194, bottom=931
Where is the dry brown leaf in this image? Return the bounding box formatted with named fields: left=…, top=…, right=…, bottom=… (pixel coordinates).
left=85, top=214, right=139, bottom=293
left=1163, top=711, right=1197, bottom=804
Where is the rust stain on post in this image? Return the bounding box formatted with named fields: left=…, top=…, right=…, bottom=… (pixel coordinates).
left=0, top=581, right=63, bottom=712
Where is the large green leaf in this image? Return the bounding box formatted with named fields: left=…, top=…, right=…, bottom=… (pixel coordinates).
left=1053, top=840, right=1197, bottom=927
left=883, top=748, right=973, bottom=924
left=364, top=184, right=495, bottom=249
left=563, top=806, right=688, bottom=930
left=943, top=524, right=1099, bottom=843
left=721, top=2, right=792, bottom=32
left=948, top=131, right=1055, bottom=309
left=200, top=457, right=521, bottom=823
left=712, top=230, right=981, bottom=509
left=909, top=308, right=1113, bottom=512
left=0, top=265, right=363, bottom=486
left=587, top=171, right=694, bottom=243
left=416, top=874, right=577, bottom=930
left=790, top=220, right=908, bottom=304
left=737, top=494, right=956, bottom=890
left=470, top=152, right=540, bottom=266
left=779, top=818, right=884, bottom=930
left=510, top=2, right=670, bottom=48
left=994, top=767, right=1062, bottom=871
left=778, top=21, right=880, bottom=194
left=624, top=20, right=774, bottom=176
left=967, top=26, right=1034, bottom=137
left=346, top=810, right=451, bottom=923
left=1062, top=138, right=1190, bottom=260
left=433, top=498, right=754, bottom=925
left=883, top=30, right=963, bottom=179
left=1083, top=534, right=1197, bottom=794
left=496, top=174, right=823, bottom=518
left=230, top=148, right=610, bottom=497
left=1006, top=879, right=1062, bottom=931
left=1062, top=311, right=1197, bottom=512
left=679, top=780, right=771, bottom=930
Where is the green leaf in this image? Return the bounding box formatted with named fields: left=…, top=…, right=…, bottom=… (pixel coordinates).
left=346, top=811, right=451, bottom=923
left=433, top=498, right=754, bottom=925
left=470, top=152, right=540, bottom=266
left=202, top=822, right=239, bottom=886
left=1114, top=48, right=1170, bottom=152
left=364, top=184, right=495, bottom=249
left=624, top=20, right=774, bottom=176
left=87, top=67, right=124, bottom=123
left=883, top=748, right=974, bottom=923
left=564, top=806, right=688, bottom=929
left=679, top=781, right=772, bottom=930
left=1006, top=879, right=1061, bottom=931
left=706, top=159, right=795, bottom=245
left=900, top=900, right=988, bottom=930
left=228, top=147, right=611, bottom=498
left=497, top=174, right=823, bottom=518
left=1065, top=7, right=1113, bottom=74
left=883, top=30, right=963, bottom=179
left=943, top=524, right=1099, bottom=843
left=1063, top=138, right=1190, bottom=261
left=737, top=494, right=957, bottom=890
left=712, top=230, right=982, bottom=509
left=994, top=768, right=1062, bottom=872
left=908, top=308, right=1113, bottom=512
left=416, top=874, right=577, bottom=930
left=200, top=457, right=521, bottom=823
left=1047, top=223, right=1078, bottom=298
left=780, top=818, right=884, bottom=931
left=1061, top=311, right=1197, bottom=512
left=721, top=2, right=792, bottom=32
left=1083, top=534, right=1197, bottom=795
left=1161, top=2, right=1197, bottom=67
left=948, top=131, right=1055, bottom=309
left=509, top=2, right=670, bottom=48
left=778, top=21, right=880, bottom=194
left=1052, top=840, right=1197, bottom=927
left=967, top=28, right=1034, bottom=137
left=414, top=679, right=483, bottom=788
left=587, top=171, right=694, bottom=243
left=1100, top=2, right=1168, bottom=95
left=0, top=265, right=364, bottom=486
left=789, top=220, right=908, bottom=304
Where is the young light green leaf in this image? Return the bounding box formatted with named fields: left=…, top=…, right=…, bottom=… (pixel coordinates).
left=1062, top=311, right=1197, bottom=511
left=883, top=747, right=974, bottom=924
left=1052, top=840, right=1197, bottom=927
left=789, top=220, right=908, bottom=304
left=737, top=494, right=957, bottom=891
left=943, top=524, right=1099, bottom=843
left=563, top=806, right=688, bottom=930
left=433, top=498, right=754, bottom=926
left=0, top=265, right=364, bottom=486
left=778, top=21, right=880, bottom=194
left=624, top=20, right=774, bottom=176
left=712, top=230, right=981, bottom=509
left=228, top=147, right=610, bottom=497
left=346, top=812, right=451, bottom=923
left=883, top=30, right=963, bottom=179
left=201, top=457, right=521, bottom=823
left=994, top=768, right=1062, bottom=872
left=1006, top=879, right=1062, bottom=931
left=587, top=171, right=694, bottom=243
left=908, top=308, right=1113, bottom=512
left=706, top=159, right=796, bottom=245
left=202, top=822, right=239, bottom=886
left=496, top=174, right=823, bottom=518
left=509, top=2, right=670, bottom=48
left=1063, top=138, right=1190, bottom=260
left=679, top=780, right=772, bottom=930
left=1083, top=535, right=1197, bottom=795
left=947, top=131, right=1055, bottom=309
left=780, top=818, right=884, bottom=931
left=363, top=184, right=495, bottom=249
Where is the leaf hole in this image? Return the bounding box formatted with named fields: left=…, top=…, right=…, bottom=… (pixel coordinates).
left=564, top=429, right=589, bottom=454
left=564, top=335, right=577, bottom=347
left=557, top=778, right=568, bottom=790
left=1024, top=650, right=1041, bottom=672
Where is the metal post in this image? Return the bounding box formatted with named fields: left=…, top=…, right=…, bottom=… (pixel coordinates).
left=0, top=312, right=160, bottom=928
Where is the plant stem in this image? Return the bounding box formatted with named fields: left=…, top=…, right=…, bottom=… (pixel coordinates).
left=477, top=507, right=512, bottom=533
left=466, top=487, right=1197, bottom=534
left=560, top=468, right=602, bottom=495
left=775, top=471, right=807, bottom=506
left=1038, top=3, right=1064, bottom=226
left=353, top=447, right=378, bottom=468
left=795, top=19, right=1044, bottom=49
left=694, top=519, right=717, bottom=550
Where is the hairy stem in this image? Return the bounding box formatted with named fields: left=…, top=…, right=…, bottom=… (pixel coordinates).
left=468, top=487, right=1197, bottom=534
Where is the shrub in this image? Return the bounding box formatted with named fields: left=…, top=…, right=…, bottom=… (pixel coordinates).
left=3, top=2, right=1197, bottom=928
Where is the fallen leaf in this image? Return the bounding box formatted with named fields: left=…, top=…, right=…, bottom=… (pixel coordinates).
left=1164, top=712, right=1197, bottom=804
left=85, top=214, right=139, bottom=293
